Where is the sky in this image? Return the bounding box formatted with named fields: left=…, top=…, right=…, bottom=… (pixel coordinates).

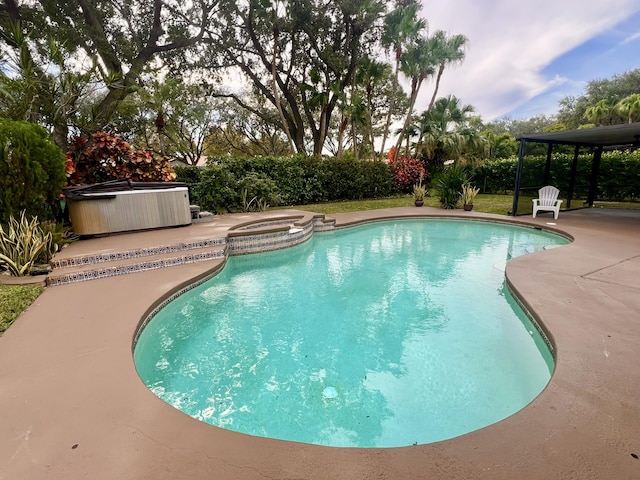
left=411, top=0, right=640, bottom=121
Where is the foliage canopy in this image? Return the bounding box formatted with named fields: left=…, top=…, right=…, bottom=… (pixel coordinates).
left=0, top=119, right=66, bottom=223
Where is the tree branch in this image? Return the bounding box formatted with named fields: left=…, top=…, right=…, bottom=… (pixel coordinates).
left=77, top=0, right=123, bottom=73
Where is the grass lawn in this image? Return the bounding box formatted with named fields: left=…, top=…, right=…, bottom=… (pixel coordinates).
left=288, top=192, right=515, bottom=216
left=592, top=200, right=640, bottom=209
left=0, top=284, right=43, bottom=336
left=289, top=194, right=640, bottom=216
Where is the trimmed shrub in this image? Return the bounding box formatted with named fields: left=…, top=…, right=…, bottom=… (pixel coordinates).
left=305, top=157, right=394, bottom=203
left=389, top=156, right=427, bottom=192
left=173, top=164, right=202, bottom=185
left=178, top=155, right=396, bottom=212
left=238, top=173, right=282, bottom=211
left=65, top=131, right=176, bottom=186
left=0, top=119, right=66, bottom=223
left=191, top=164, right=238, bottom=213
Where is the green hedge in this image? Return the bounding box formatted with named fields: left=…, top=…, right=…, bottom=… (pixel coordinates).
left=175, top=155, right=395, bottom=213
left=473, top=150, right=640, bottom=201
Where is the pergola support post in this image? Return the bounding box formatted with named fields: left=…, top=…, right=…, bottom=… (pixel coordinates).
left=587, top=146, right=603, bottom=207
left=566, top=145, right=580, bottom=209
left=511, top=139, right=526, bottom=216
left=543, top=143, right=553, bottom=185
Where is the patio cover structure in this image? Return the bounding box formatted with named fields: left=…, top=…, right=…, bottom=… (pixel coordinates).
left=510, top=122, right=640, bottom=216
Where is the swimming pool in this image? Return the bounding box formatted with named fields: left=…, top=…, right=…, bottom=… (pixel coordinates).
left=134, top=219, right=569, bottom=448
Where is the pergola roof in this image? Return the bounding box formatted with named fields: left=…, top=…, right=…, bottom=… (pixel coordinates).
left=510, top=122, right=640, bottom=216
left=517, top=122, right=640, bottom=148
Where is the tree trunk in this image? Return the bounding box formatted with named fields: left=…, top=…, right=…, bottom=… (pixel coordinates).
left=271, top=29, right=296, bottom=153
left=379, top=50, right=401, bottom=159
left=337, top=116, right=347, bottom=158
left=427, top=64, right=445, bottom=112
left=394, top=76, right=421, bottom=160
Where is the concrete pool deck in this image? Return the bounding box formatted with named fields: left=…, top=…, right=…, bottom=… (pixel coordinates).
left=1, top=207, right=639, bottom=479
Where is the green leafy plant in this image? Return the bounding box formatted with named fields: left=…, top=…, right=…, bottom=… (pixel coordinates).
left=434, top=165, right=471, bottom=209
left=0, top=211, right=57, bottom=276
left=460, top=183, right=480, bottom=205
left=238, top=174, right=282, bottom=212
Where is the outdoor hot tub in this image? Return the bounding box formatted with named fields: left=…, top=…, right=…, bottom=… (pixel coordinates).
left=65, top=180, right=192, bottom=236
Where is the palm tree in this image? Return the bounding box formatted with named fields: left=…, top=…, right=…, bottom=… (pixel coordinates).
left=379, top=0, right=425, bottom=159
left=426, top=31, right=469, bottom=112
left=417, top=95, right=485, bottom=168
left=347, top=92, right=369, bottom=160
left=484, top=130, right=518, bottom=159
left=356, top=58, right=389, bottom=156
left=616, top=94, right=640, bottom=124
left=394, top=121, right=419, bottom=155
left=393, top=36, right=436, bottom=159
left=584, top=99, right=614, bottom=126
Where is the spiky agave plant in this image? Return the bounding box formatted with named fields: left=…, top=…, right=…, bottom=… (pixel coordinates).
left=0, top=212, right=56, bottom=276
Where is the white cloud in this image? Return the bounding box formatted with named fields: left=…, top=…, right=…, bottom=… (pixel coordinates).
left=412, top=1, right=640, bottom=120
left=620, top=30, right=640, bottom=45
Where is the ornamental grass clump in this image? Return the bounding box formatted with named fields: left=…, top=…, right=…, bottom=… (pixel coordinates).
left=460, top=183, right=480, bottom=205
left=0, top=211, right=56, bottom=277
left=413, top=171, right=426, bottom=201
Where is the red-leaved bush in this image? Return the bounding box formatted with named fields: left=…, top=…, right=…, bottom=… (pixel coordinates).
left=389, top=155, right=427, bottom=192
left=65, top=131, right=176, bottom=186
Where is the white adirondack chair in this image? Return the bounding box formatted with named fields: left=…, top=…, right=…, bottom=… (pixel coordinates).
left=532, top=186, right=563, bottom=219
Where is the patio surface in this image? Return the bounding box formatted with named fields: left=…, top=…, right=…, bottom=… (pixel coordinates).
left=1, top=207, right=639, bottom=479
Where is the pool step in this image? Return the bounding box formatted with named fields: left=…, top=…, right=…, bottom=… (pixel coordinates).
left=50, top=237, right=226, bottom=269
left=46, top=212, right=336, bottom=287
left=47, top=243, right=226, bottom=287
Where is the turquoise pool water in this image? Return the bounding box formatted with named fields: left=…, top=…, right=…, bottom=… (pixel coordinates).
left=134, top=219, right=569, bottom=448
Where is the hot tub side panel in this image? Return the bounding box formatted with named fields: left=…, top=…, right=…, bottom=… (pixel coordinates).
left=68, top=188, right=192, bottom=235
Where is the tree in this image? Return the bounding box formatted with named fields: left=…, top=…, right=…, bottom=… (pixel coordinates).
left=557, top=68, right=640, bottom=128
left=392, top=28, right=468, bottom=160
left=394, top=35, right=436, bottom=158
left=327, top=57, right=408, bottom=158
left=486, top=114, right=559, bottom=137
left=206, top=0, right=384, bottom=156
left=204, top=98, right=292, bottom=157
left=0, top=16, right=97, bottom=149
left=584, top=99, right=614, bottom=126
left=108, top=79, right=225, bottom=165
left=426, top=31, right=468, bottom=112
left=346, top=92, right=368, bottom=160
left=616, top=93, right=640, bottom=124
left=379, top=0, right=425, bottom=159
left=0, top=0, right=218, bottom=134
left=482, top=130, right=518, bottom=159
left=356, top=57, right=388, bottom=156
left=416, top=95, right=486, bottom=169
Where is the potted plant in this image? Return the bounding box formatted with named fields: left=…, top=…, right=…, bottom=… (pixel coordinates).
left=460, top=183, right=480, bottom=211
left=413, top=173, right=426, bottom=207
